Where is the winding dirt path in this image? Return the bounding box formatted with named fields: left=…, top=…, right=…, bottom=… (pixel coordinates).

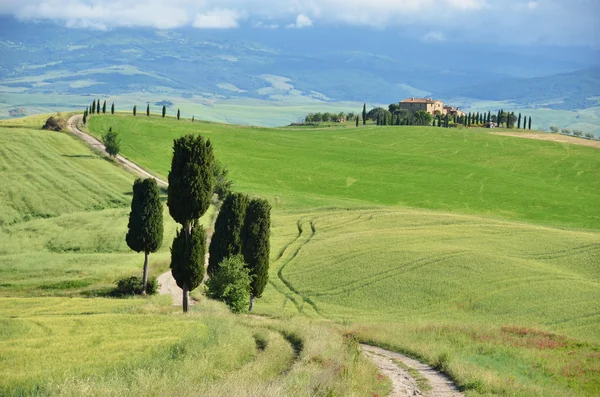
left=67, top=113, right=465, bottom=395
left=361, top=345, right=463, bottom=397
left=66, top=115, right=168, bottom=186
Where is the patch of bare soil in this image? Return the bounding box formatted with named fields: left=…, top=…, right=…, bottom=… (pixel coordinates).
left=492, top=131, right=600, bottom=149
left=361, top=344, right=463, bottom=397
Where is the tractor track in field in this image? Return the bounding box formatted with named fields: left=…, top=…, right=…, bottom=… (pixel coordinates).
left=68, top=114, right=465, bottom=397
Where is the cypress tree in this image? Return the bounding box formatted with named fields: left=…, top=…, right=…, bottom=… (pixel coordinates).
left=528, top=117, right=532, bottom=130
left=356, top=116, right=359, bottom=127
left=376, top=114, right=380, bottom=126
left=192, top=116, right=195, bottom=123
left=242, top=198, right=271, bottom=311
left=102, top=100, right=106, bottom=114
left=497, top=110, right=501, bottom=126
left=147, top=104, right=150, bottom=117
left=362, top=103, right=367, bottom=125
left=96, top=100, right=100, bottom=114
left=445, top=114, right=449, bottom=128
left=83, top=112, right=87, bottom=125
left=133, top=105, right=137, bottom=116
left=467, top=113, right=471, bottom=127
left=517, top=113, right=522, bottom=129
left=111, top=103, right=115, bottom=115
left=126, top=178, right=164, bottom=294
left=168, top=134, right=214, bottom=312
left=208, top=192, right=249, bottom=277
left=162, top=106, right=166, bottom=118
left=177, top=109, right=180, bottom=120
left=92, top=100, right=96, bottom=114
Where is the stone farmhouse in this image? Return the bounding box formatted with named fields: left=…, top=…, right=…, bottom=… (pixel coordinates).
left=399, top=98, right=465, bottom=117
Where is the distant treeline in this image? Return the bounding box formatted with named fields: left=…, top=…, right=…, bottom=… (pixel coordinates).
left=304, top=112, right=356, bottom=123
left=366, top=103, right=533, bottom=129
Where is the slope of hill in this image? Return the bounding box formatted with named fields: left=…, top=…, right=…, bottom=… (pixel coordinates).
left=0, top=116, right=384, bottom=396
left=88, top=114, right=600, bottom=230
left=82, top=114, right=600, bottom=396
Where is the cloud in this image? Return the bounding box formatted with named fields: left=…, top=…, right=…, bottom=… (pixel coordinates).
left=253, top=21, right=279, bottom=29
left=286, top=14, right=312, bottom=29
left=422, top=31, right=447, bottom=42
left=0, top=0, right=598, bottom=46
left=193, top=9, right=239, bottom=29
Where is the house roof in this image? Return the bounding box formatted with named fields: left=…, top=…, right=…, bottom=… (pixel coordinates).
left=400, top=97, right=441, bottom=104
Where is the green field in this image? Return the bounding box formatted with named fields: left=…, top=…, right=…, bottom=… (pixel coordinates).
left=88, top=114, right=600, bottom=230
left=0, top=118, right=386, bottom=396
left=84, top=114, right=600, bottom=396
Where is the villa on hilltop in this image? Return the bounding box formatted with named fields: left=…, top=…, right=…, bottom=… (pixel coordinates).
left=399, top=98, right=465, bottom=117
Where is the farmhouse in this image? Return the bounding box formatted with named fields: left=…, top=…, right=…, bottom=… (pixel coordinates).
left=399, top=98, right=465, bottom=116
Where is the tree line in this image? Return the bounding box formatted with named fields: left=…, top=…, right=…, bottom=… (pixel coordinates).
left=355, top=103, right=533, bottom=129
left=83, top=101, right=189, bottom=125
left=123, top=133, right=270, bottom=313
left=304, top=111, right=356, bottom=123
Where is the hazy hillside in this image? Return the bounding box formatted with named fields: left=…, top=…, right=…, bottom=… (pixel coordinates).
left=438, top=68, right=600, bottom=110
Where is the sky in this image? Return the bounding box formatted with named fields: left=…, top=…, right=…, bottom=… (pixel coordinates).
left=0, top=0, right=598, bottom=47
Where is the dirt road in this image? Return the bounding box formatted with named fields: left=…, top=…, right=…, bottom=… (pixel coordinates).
left=66, top=115, right=168, bottom=185
left=361, top=345, right=464, bottom=397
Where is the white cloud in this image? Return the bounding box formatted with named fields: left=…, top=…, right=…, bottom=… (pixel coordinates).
left=287, top=14, right=312, bottom=28
left=0, top=0, right=598, bottom=46
left=193, top=9, right=239, bottom=29
left=423, top=31, right=447, bottom=42
left=253, top=21, right=279, bottom=29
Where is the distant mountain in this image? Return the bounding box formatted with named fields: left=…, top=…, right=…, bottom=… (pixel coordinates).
left=436, top=68, right=600, bottom=110
left=2, top=17, right=598, bottom=107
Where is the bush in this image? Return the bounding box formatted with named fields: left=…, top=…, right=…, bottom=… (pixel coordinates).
left=205, top=255, right=252, bottom=313
left=584, top=132, right=594, bottom=139
left=42, top=115, right=66, bottom=131
left=115, top=276, right=158, bottom=296
left=549, top=126, right=559, bottom=133
left=561, top=128, right=571, bottom=135
left=572, top=129, right=583, bottom=137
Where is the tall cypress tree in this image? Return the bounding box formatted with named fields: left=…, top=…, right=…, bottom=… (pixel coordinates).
left=445, top=114, right=449, bottom=128
left=96, top=100, right=100, bottom=114
left=356, top=116, right=359, bottom=127
left=147, top=104, right=150, bottom=117
left=168, top=135, right=215, bottom=312
left=126, top=178, right=164, bottom=294
left=362, top=103, right=367, bottom=125
left=528, top=116, right=532, bottom=130
left=133, top=105, right=137, bottom=116
left=208, top=192, right=249, bottom=277
left=83, top=112, right=87, bottom=125
left=111, top=103, right=115, bottom=115
left=102, top=100, right=107, bottom=114
left=517, top=113, right=522, bottom=129
left=177, top=109, right=181, bottom=120
left=91, top=100, right=96, bottom=114
left=162, top=106, right=166, bottom=118
left=242, top=198, right=271, bottom=311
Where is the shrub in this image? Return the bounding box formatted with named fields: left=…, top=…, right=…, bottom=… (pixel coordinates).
left=572, top=129, right=583, bottom=137
left=42, top=116, right=66, bottom=131
left=549, top=126, right=559, bottom=133
left=561, top=128, right=571, bottom=135
left=115, top=275, right=158, bottom=296
left=584, top=132, right=594, bottom=139
left=205, top=255, right=251, bottom=313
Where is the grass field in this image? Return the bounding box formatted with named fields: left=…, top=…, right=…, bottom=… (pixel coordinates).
left=88, top=114, right=600, bottom=230
left=0, top=118, right=388, bottom=396
left=83, top=114, right=600, bottom=396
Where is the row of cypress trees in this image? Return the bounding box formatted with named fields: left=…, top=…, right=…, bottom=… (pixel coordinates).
left=125, top=134, right=270, bottom=313
left=208, top=193, right=271, bottom=311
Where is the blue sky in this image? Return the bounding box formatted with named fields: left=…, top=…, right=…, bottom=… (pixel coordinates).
left=0, top=0, right=598, bottom=47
